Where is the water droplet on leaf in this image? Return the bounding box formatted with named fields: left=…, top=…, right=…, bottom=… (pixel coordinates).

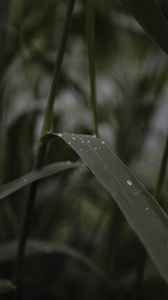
left=57, top=133, right=63, bottom=137
left=127, top=180, right=133, bottom=186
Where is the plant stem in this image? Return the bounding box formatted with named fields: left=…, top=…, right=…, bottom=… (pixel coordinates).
left=154, top=133, right=168, bottom=202
left=14, top=0, right=76, bottom=298
left=86, top=0, right=99, bottom=136
left=133, top=132, right=168, bottom=299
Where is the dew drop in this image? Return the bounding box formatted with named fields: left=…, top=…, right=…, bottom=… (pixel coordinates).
left=81, top=141, right=84, bottom=144
left=87, top=140, right=90, bottom=144
left=101, top=141, right=105, bottom=144
left=94, top=147, right=98, bottom=150
left=72, top=137, right=76, bottom=141
left=92, top=134, right=96, bottom=138
left=145, top=207, right=149, bottom=211
left=127, top=180, right=133, bottom=186
left=57, top=133, right=63, bottom=137
left=68, top=142, right=71, bottom=145
left=79, top=148, right=83, bottom=152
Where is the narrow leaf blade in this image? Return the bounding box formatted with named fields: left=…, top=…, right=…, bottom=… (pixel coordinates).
left=0, top=161, right=80, bottom=200
left=86, top=0, right=98, bottom=135
left=155, top=133, right=168, bottom=200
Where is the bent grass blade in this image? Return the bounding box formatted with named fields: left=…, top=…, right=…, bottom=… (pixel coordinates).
left=0, top=161, right=80, bottom=200
left=86, top=0, right=98, bottom=136
left=48, top=132, right=168, bottom=284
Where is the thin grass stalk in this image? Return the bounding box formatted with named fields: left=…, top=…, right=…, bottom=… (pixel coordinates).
left=86, top=0, right=99, bottom=136
left=14, top=0, right=76, bottom=298
left=133, top=131, right=168, bottom=299
left=155, top=133, right=168, bottom=202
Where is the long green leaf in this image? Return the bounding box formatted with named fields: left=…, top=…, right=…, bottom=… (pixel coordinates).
left=121, top=0, right=168, bottom=54
left=48, top=132, right=168, bottom=284
left=0, top=161, right=80, bottom=200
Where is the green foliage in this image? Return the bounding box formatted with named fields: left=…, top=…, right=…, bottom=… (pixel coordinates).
left=155, top=133, right=168, bottom=201
left=0, top=0, right=168, bottom=299
left=86, top=0, right=98, bottom=135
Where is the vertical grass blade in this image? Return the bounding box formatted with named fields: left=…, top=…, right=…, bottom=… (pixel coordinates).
left=86, top=0, right=99, bottom=136
left=155, top=133, right=168, bottom=201
left=121, top=0, right=168, bottom=53
left=41, top=0, right=76, bottom=137
left=15, top=1, right=76, bottom=298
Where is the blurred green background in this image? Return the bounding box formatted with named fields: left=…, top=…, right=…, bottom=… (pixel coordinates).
left=0, top=0, right=168, bottom=299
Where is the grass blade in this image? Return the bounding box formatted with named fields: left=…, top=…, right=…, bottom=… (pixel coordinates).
left=40, top=0, right=76, bottom=137
left=86, top=0, right=98, bottom=136
left=48, top=132, right=168, bottom=284
left=121, top=0, right=168, bottom=53
left=15, top=2, right=76, bottom=296
left=0, top=161, right=80, bottom=200
left=155, top=133, right=168, bottom=201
